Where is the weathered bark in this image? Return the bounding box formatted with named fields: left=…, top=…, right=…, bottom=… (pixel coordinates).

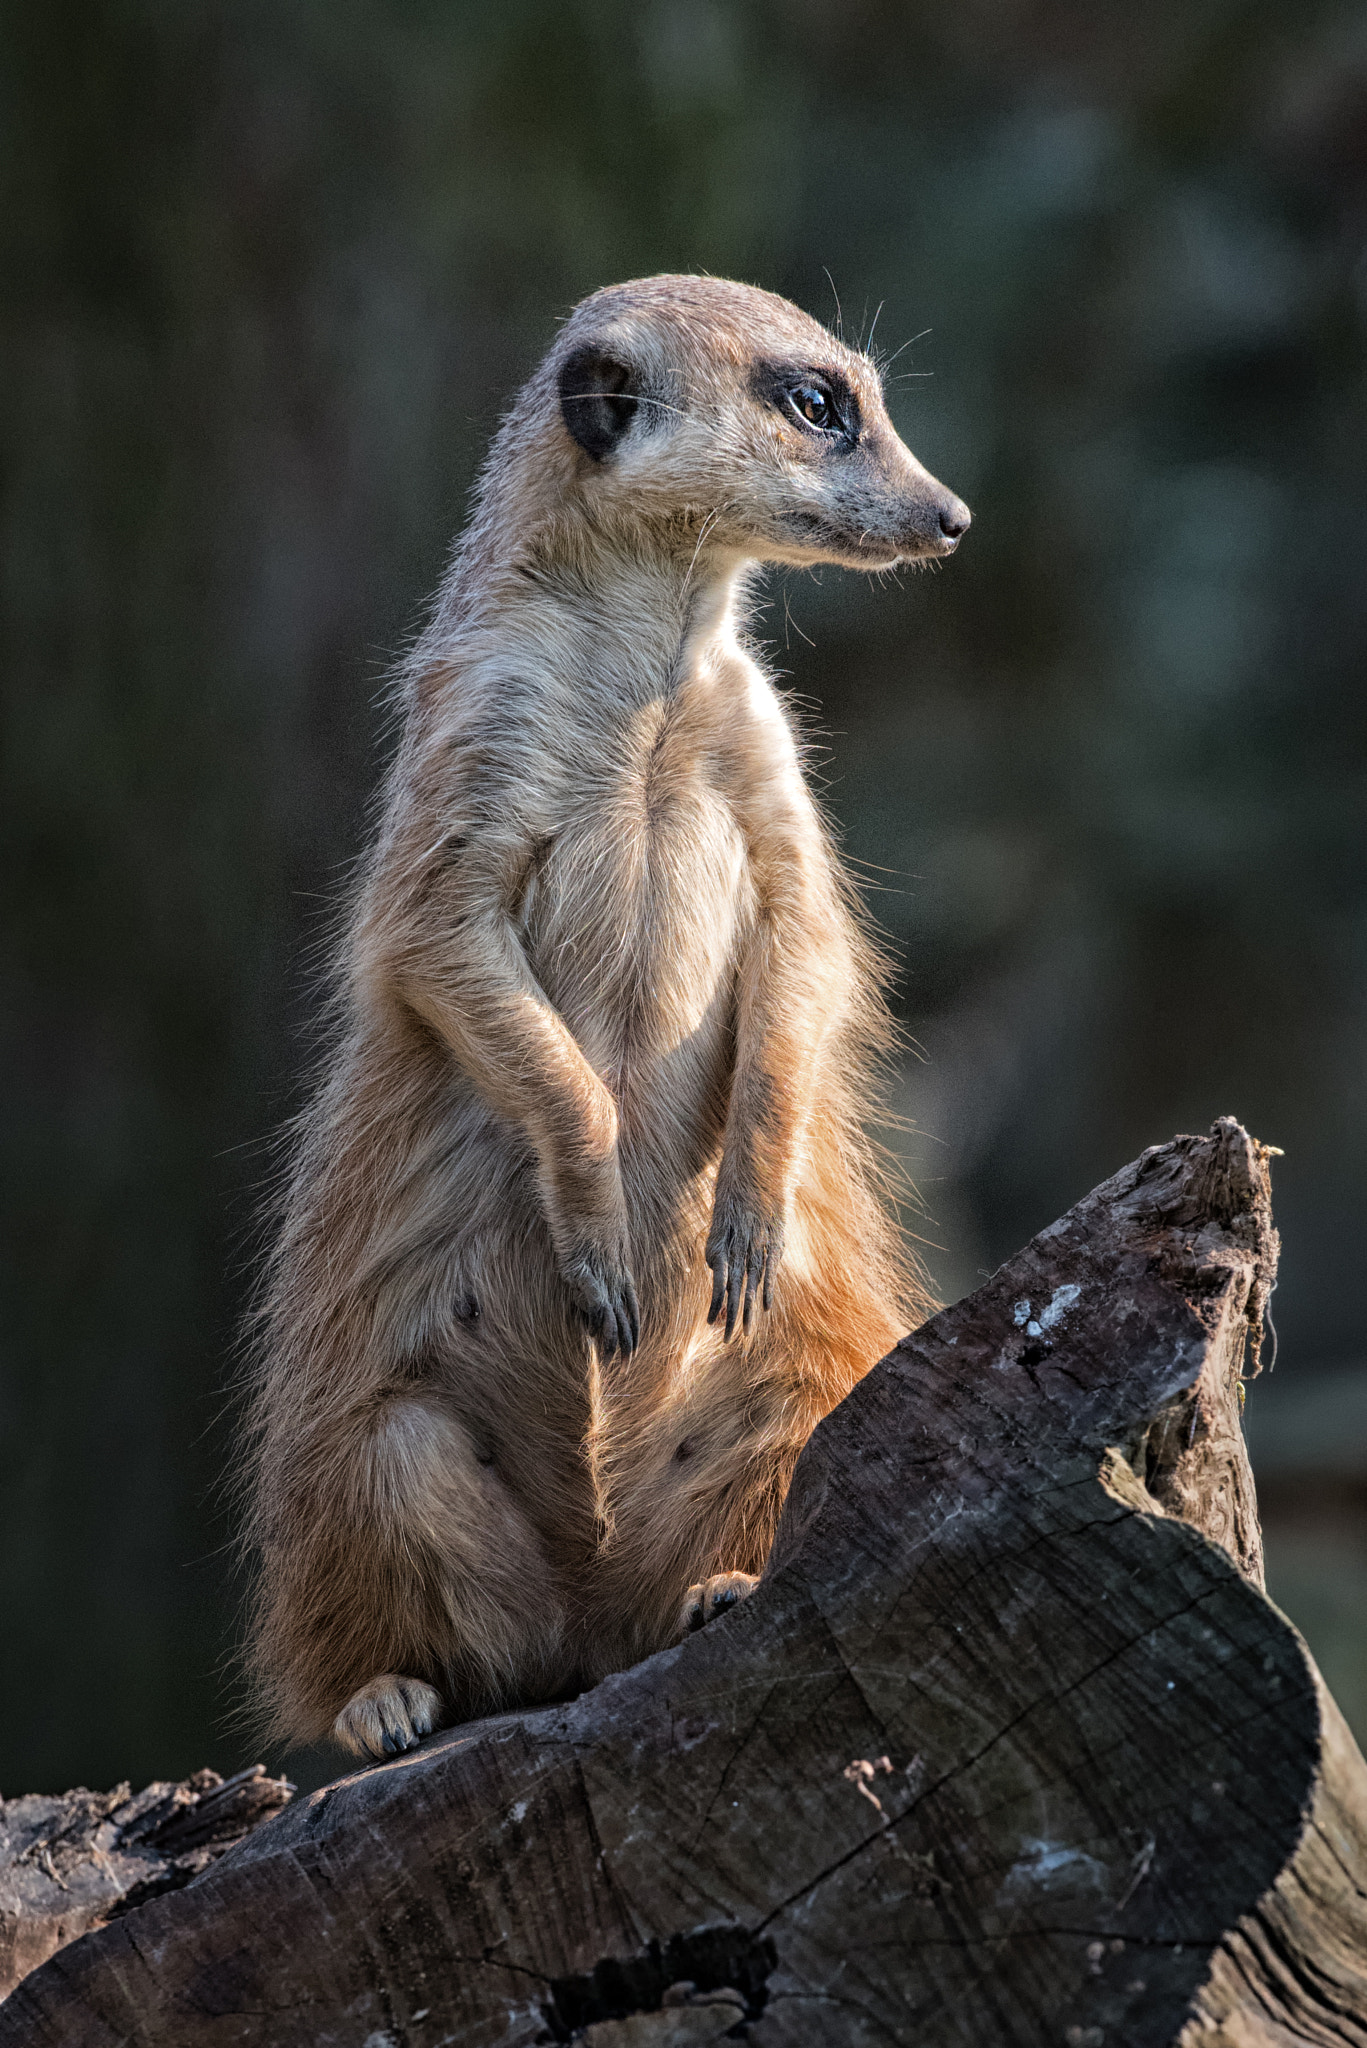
left=6, top=1118, right=1365, bottom=2046
left=0, top=1765, right=292, bottom=2003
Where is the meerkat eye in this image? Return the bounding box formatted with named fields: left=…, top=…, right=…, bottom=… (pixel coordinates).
left=791, top=383, right=832, bottom=426
left=752, top=362, right=858, bottom=440
left=782, top=378, right=850, bottom=436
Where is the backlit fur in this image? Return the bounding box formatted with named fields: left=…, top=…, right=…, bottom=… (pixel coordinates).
left=245, top=276, right=969, bottom=1755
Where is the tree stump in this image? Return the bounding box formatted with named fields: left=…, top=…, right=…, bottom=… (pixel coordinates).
left=6, top=1118, right=1365, bottom=2045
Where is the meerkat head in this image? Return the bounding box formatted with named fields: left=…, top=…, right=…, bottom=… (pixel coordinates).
left=549, top=275, right=970, bottom=572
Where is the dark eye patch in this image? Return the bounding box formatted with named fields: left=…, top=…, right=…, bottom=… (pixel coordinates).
left=751, top=360, right=860, bottom=444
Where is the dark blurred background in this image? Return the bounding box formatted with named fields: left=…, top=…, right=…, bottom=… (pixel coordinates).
left=3, top=0, right=1365, bottom=1798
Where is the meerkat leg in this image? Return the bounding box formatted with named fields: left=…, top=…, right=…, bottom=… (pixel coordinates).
left=677, top=1570, right=760, bottom=1637
left=256, top=1390, right=574, bottom=1752
left=333, top=1673, right=444, bottom=1759
left=359, top=825, right=641, bottom=1357
left=705, top=692, right=862, bottom=1343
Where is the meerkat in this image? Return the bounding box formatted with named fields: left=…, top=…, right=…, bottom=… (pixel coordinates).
left=246, top=274, right=970, bottom=1761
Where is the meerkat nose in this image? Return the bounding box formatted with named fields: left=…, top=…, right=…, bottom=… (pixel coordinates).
left=938, top=495, right=972, bottom=544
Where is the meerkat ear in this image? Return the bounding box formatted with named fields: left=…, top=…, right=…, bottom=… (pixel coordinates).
left=558, top=344, right=640, bottom=461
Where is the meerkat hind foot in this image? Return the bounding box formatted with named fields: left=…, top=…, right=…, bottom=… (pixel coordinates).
left=333, top=1673, right=444, bottom=1760
left=678, top=1571, right=760, bottom=1639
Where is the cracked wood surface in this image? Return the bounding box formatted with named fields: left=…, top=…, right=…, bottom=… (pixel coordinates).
left=0, top=1766, right=293, bottom=2003
left=6, top=1118, right=1365, bottom=2045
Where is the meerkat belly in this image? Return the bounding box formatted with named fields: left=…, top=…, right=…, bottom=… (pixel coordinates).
left=527, top=778, right=750, bottom=1151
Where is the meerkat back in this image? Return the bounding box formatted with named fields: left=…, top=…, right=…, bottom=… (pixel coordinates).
left=245, top=274, right=970, bottom=1761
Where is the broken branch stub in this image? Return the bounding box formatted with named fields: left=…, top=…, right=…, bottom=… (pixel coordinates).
left=5, top=1118, right=1365, bottom=2046
left=0, top=1765, right=293, bottom=2003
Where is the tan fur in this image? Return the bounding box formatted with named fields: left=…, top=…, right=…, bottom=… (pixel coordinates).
left=245, top=276, right=970, bottom=1757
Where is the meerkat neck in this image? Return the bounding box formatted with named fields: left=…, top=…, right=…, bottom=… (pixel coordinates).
left=579, top=536, right=750, bottom=691
left=435, top=486, right=750, bottom=698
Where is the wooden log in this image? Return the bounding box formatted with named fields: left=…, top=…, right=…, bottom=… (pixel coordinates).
left=6, top=1117, right=1365, bottom=2045
left=0, top=1765, right=292, bottom=2003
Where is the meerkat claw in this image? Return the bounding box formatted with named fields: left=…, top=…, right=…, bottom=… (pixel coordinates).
left=706, top=1211, right=781, bottom=1341
left=706, top=1227, right=731, bottom=1326
left=595, top=1302, right=618, bottom=1357
left=573, top=1253, right=641, bottom=1360
left=678, top=1570, right=761, bottom=1638
left=333, top=1674, right=443, bottom=1761
left=744, top=1244, right=765, bottom=1332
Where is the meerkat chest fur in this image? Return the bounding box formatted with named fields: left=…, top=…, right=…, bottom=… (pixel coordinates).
left=461, top=568, right=778, bottom=1125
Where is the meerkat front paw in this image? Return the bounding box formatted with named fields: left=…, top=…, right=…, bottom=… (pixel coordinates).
left=561, top=1240, right=641, bottom=1359
left=678, top=1570, right=760, bottom=1638
left=333, top=1674, right=444, bottom=1760
left=705, top=1190, right=784, bottom=1340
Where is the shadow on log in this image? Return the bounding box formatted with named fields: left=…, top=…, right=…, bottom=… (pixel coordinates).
left=5, top=1119, right=1366, bottom=2045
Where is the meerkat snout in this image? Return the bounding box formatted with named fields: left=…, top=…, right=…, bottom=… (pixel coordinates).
left=870, top=436, right=971, bottom=561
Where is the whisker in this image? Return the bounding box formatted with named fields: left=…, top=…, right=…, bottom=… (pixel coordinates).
left=878, top=327, right=932, bottom=375
left=684, top=505, right=722, bottom=589
left=782, top=587, right=816, bottom=649
left=822, top=266, right=844, bottom=341
left=564, top=391, right=692, bottom=421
